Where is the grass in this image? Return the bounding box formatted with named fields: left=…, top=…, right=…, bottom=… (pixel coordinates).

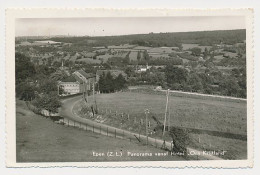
left=129, top=51, right=138, bottom=61
left=16, top=99, right=184, bottom=162
left=79, top=91, right=247, bottom=160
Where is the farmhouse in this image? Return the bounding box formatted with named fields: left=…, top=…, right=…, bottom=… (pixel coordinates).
left=58, top=76, right=80, bottom=95
left=58, top=69, right=96, bottom=95
left=136, top=64, right=152, bottom=73
left=72, top=70, right=96, bottom=91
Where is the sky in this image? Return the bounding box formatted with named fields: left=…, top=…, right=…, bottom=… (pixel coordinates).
left=15, top=16, right=246, bottom=37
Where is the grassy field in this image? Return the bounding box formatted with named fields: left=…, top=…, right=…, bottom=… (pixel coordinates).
left=182, top=43, right=212, bottom=51
left=129, top=51, right=138, bottom=61
left=78, top=91, right=247, bottom=159
left=16, top=99, right=184, bottom=162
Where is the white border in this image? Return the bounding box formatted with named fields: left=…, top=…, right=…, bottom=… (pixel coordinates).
left=5, top=8, right=254, bottom=168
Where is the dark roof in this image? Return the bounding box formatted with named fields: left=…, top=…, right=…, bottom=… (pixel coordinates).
left=72, top=73, right=83, bottom=83
left=61, top=76, right=77, bottom=82
left=76, top=70, right=95, bottom=79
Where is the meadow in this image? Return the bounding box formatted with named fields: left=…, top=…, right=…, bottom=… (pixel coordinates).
left=16, top=99, right=183, bottom=162
left=80, top=91, right=247, bottom=159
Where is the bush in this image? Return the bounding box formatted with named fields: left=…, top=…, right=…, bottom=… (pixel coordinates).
left=32, top=92, right=61, bottom=113
left=169, top=127, right=190, bottom=156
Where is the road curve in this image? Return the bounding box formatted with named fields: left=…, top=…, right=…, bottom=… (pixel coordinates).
left=59, top=95, right=223, bottom=160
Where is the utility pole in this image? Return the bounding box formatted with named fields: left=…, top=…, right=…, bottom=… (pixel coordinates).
left=168, top=105, right=171, bottom=132
left=145, top=109, right=150, bottom=145
left=57, top=84, right=59, bottom=96
left=163, top=89, right=170, bottom=137
left=93, top=82, right=98, bottom=113
left=83, top=81, right=88, bottom=103
left=92, top=82, right=95, bottom=102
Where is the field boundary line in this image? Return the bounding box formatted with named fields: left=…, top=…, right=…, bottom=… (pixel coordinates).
left=158, top=89, right=247, bottom=101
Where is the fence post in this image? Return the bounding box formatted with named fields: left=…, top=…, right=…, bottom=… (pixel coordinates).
left=155, top=137, right=157, bottom=148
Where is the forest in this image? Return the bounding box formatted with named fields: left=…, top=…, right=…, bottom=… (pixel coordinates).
left=27, top=29, right=246, bottom=49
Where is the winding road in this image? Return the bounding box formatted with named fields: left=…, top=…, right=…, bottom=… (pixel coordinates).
left=59, top=94, right=223, bottom=160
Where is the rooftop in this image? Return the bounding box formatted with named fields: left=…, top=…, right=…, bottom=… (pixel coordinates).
left=76, top=70, right=96, bottom=79
left=60, top=76, right=77, bottom=82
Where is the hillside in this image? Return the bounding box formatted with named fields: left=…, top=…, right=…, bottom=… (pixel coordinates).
left=25, top=29, right=246, bottom=48
left=16, top=99, right=184, bottom=162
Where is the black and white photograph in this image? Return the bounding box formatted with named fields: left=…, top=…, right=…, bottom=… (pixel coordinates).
left=5, top=9, right=253, bottom=167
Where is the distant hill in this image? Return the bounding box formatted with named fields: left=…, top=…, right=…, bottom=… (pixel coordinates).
left=22, top=29, right=246, bottom=49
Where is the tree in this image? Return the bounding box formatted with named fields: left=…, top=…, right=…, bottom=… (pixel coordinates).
left=165, top=65, right=188, bottom=86
left=219, top=77, right=240, bottom=96
left=187, top=73, right=203, bottom=92
left=137, top=51, right=141, bottom=61
left=190, top=47, right=202, bottom=56
left=38, top=78, right=58, bottom=95
left=50, top=70, right=68, bottom=81
left=16, top=82, right=36, bottom=101
left=143, top=50, right=150, bottom=62
left=99, top=72, right=127, bottom=93
left=123, top=51, right=130, bottom=64
left=32, top=92, right=62, bottom=113
left=15, top=52, right=36, bottom=84
left=105, top=72, right=115, bottom=92
left=204, top=47, right=209, bottom=58
left=99, top=72, right=114, bottom=93
left=169, top=127, right=190, bottom=156
left=114, top=74, right=127, bottom=91
left=125, top=67, right=135, bottom=77
left=53, top=61, right=62, bottom=68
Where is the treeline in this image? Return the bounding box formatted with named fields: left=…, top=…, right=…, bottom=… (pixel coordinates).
left=15, top=52, right=62, bottom=113
left=98, top=72, right=127, bottom=93
left=164, top=64, right=246, bottom=98
left=43, top=29, right=245, bottom=48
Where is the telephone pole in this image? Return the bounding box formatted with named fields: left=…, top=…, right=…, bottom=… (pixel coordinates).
left=163, top=89, right=170, bottom=137
left=92, top=82, right=95, bottom=102
left=168, top=105, right=171, bottom=132
left=93, top=82, right=98, bottom=113
left=145, top=109, right=150, bottom=145
left=83, top=81, right=88, bottom=103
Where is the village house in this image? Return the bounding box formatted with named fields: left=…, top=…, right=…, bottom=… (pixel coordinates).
left=72, top=70, right=96, bottom=91
left=58, top=76, right=80, bottom=95
left=58, top=69, right=96, bottom=95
